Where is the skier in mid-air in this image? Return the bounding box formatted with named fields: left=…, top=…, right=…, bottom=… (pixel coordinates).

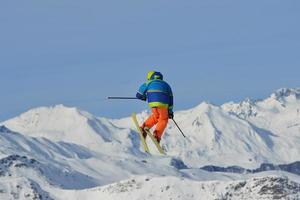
left=136, top=71, right=174, bottom=144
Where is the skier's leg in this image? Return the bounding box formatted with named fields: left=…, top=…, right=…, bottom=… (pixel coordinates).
left=141, top=108, right=159, bottom=138
left=142, top=108, right=159, bottom=128
left=153, top=107, right=169, bottom=142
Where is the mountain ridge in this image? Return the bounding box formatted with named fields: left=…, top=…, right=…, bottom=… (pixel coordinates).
left=2, top=88, right=300, bottom=168
left=1, top=88, right=300, bottom=199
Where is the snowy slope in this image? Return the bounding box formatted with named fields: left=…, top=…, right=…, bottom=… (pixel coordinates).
left=0, top=126, right=193, bottom=199
left=222, top=88, right=300, bottom=163
left=0, top=126, right=256, bottom=200
left=46, top=174, right=300, bottom=200
left=0, top=125, right=189, bottom=187
left=3, top=88, right=300, bottom=169
left=1, top=150, right=299, bottom=200
left=113, top=88, right=300, bottom=169
left=2, top=105, right=130, bottom=153
left=1, top=88, right=300, bottom=199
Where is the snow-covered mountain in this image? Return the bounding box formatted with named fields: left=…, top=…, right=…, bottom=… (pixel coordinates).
left=1, top=88, right=300, bottom=199
left=2, top=105, right=131, bottom=153
left=59, top=175, right=300, bottom=200
left=113, top=88, right=300, bottom=168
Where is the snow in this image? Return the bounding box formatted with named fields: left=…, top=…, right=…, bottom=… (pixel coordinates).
left=2, top=105, right=117, bottom=151
left=113, top=89, right=300, bottom=169
left=48, top=174, right=300, bottom=200
left=1, top=88, right=300, bottom=199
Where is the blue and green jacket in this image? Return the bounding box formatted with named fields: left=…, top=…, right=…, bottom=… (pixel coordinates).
left=136, top=78, right=173, bottom=113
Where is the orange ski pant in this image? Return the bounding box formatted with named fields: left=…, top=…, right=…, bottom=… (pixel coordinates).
left=142, top=107, right=169, bottom=139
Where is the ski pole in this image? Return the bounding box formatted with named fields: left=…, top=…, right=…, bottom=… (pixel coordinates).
left=107, top=97, right=138, bottom=100
left=172, top=119, right=186, bottom=138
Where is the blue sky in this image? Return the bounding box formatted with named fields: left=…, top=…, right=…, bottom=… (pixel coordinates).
left=0, top=0, right=300, bottom=121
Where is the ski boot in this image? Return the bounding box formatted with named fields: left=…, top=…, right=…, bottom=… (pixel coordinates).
left=153, top=131, right=161, bottom=144
left=140, top=126, right=148, bottom=139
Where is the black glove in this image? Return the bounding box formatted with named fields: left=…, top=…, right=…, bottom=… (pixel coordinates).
left=141, top=96, right=146, bottom=101
left=136, top=93, right=147, bottom=101
left=168, top=112, right=174, bottom=119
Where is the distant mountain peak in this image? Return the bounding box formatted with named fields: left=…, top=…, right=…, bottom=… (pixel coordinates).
left=13, top=104, right=95, bottom=126
left=25, top=104, right=85, bottom=117
left=193, top=101, right=216, bottom=112
left=2, top=104, right=119, bottom=149
left=271, top=88, right=300, bottom=100
left=222, top=99, right=257, bottom=119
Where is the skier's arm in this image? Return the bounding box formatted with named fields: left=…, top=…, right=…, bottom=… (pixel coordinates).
left=169, top=97, right=173, bottom=112
left=168, top=86, right=174, bottom=114
left=136, top=83, right=147, bottom=101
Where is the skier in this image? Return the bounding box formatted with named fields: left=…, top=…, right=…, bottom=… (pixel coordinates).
left=136, top=71, right=174, bottom=144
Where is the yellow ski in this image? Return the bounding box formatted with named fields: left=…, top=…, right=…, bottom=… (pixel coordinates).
left=144, top=128, right=166, bottom=155
left=131, top=113, right=150, bottom=154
